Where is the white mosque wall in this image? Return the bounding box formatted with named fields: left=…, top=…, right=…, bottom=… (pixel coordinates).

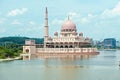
left=36, top=48, right=97, bottom=53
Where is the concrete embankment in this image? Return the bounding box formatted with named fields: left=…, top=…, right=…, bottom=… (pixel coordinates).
left=0, top=57, right=21, bottom=62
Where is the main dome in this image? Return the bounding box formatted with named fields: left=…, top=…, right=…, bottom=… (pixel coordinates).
left=61, top=20, right=76, bottom=31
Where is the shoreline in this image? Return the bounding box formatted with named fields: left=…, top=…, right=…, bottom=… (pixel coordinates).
left=0, top=57, right=21, bottom=62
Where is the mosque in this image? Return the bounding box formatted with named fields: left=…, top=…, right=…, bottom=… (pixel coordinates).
left=21, top=7, right=99, bottom=60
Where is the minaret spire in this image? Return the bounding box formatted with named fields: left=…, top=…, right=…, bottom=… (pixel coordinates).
left=44, top=7, right=49, bottom=37
left=44, top=7, right=49, bottom=48
left=68, top=15, right=70, bottom=20
left=68, top=15, right=71, bottom=20
left=46, top=7, right=48, bottom=14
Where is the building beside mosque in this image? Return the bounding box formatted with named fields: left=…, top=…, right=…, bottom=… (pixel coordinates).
left=21, top=7, right=99, bottom=60
left=103, top=38, right=116, bottom=49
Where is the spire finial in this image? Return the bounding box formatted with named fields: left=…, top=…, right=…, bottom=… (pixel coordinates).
left=68, top=15, right=70, bottom=20
left=46, top=7, right=48, bottom=13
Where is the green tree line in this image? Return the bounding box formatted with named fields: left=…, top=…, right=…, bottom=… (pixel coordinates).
left=0, top=36, right=44, bottom=59
left=0, top=44, right=22, bottom=59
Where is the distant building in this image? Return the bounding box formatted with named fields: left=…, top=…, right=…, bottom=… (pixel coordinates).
left=103, top=38, right=116, bottom=49
left=116, top=41, right=120, bottom=47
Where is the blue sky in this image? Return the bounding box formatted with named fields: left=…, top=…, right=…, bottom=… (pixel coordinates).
left=0, top=0, right=120, bottom=40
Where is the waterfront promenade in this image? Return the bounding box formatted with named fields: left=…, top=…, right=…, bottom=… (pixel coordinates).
left=0, top=57, right=21, bottom=62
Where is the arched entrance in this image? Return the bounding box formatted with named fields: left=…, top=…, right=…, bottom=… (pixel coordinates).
left=65, top=45, right=68, bottom=48
left=60, top=45, right=63, bottom=48
left=69, top=45, right=73, bottom=48
left=56, top=45, right=59, bottom=48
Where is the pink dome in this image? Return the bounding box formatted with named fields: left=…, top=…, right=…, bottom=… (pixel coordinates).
left=79, top=32, right=83, bottom=34
left=54, top=32, right=58, bottom=35
left=61, top=20, right=76, bottom=31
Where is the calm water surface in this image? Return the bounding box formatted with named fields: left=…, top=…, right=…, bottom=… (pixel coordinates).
left=0, top=50, right=120, bottom=80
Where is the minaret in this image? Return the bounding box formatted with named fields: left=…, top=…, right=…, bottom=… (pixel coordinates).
left=45, top=7, right=49, bottom=37
left=44, top=7, right=49, bottom=48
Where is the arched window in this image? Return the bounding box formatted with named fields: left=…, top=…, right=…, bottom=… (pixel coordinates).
left=51, top=45, right=54, bottom=48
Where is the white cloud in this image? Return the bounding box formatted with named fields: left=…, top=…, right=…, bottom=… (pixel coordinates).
left=67, top=12, right=80, bottom=20
left=37, top=24, right=44, bottom=30
left=80, top=17, right=89, bottom=24
left=7, top=8, right=28, bottom=16
left=52, top=19, right=63, bottom=25
left=18, top=24, right=44, bottom=35
left=73, top=1, right=120, bottom=24
left=68, top=12, right=77, bottom=16
left=49, top=1, right=120, bottom=39
left=79, top=14, right=97, bottom=24
left=112, top=2, right=120, bottom=13
left=29, top=21, right=36, bottom=25
left=102, top=1, right=120, bottom=18
left=12, top=20, right=21, bottom=25
left=52, top=12, right=96, bottom=25
left=0, top=28, right=6, bottom=33
left=0, top=18, right=6, bottom=24
left=52, top=12, right=81, bottom=26
left=0, top=12, right=2, bottom=15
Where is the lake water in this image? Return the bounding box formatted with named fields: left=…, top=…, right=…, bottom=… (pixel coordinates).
left=0, top=50, right=120, bottom=80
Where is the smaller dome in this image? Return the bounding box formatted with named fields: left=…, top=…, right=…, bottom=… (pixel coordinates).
left=79, top=32, right=83, bottom=36
left=54, top=32, right=58, bottom=35
left=79, top=32, right=83, bottom=34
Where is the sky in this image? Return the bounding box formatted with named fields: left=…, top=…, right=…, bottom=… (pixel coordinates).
left=0, top=0, right=120, bottom=40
